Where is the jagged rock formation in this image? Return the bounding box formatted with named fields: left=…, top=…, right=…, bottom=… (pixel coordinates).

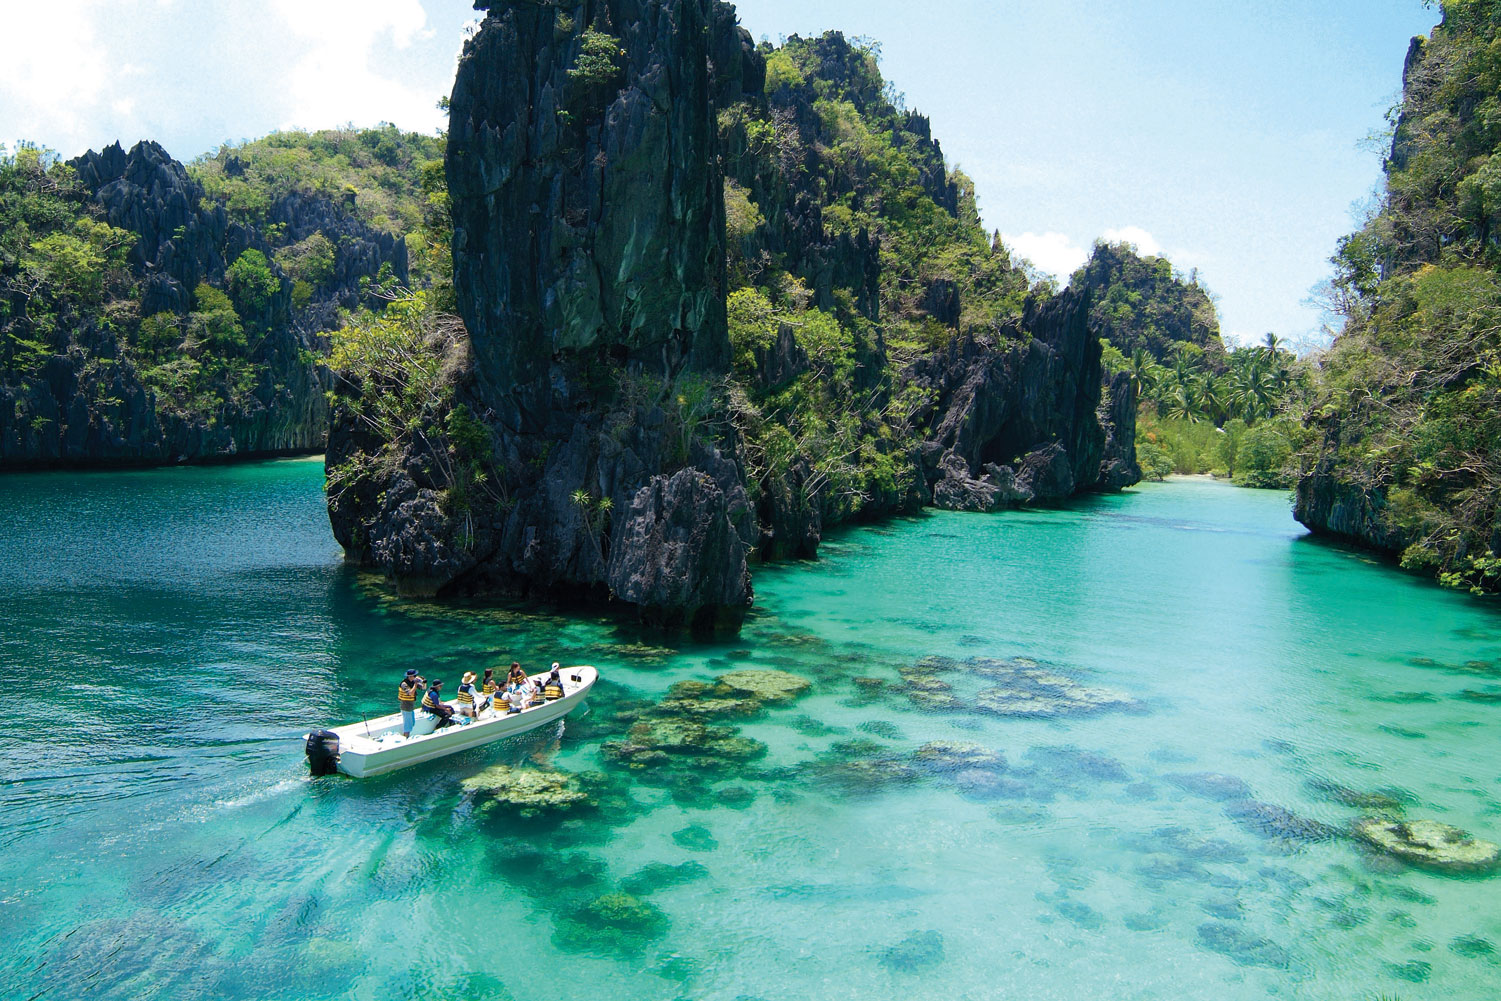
left=912, top=291, right=1132, bottom=512
left=328, top=9, right=1138, bottom=632
left=330, top=0, right=757, bottom=633
left=0, top=141, right=404, bottom=467
left=1070, top=241, right=1223, bottom=365
left=1293, top=7, right=1501, bottom=586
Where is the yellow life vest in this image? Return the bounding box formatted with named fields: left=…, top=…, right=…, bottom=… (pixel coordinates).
left=482, top=679, right=499, bottom=696
left=398, top=681, right=418, bottom=706
left=421, top=691, right=441, bottom=711
left=456, top=684, right=475, bottom=706
left=544, top=684, right=564, bottom=700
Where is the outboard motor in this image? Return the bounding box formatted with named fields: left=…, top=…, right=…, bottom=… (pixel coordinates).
left=305, top=729, right=340, bottom=777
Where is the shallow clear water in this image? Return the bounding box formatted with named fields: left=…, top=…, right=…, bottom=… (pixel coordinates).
left=2, top=462, right=1499, bottom=1000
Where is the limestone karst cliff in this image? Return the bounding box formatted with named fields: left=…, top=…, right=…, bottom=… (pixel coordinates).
left=0, top=140, right=406, bottom=467
left=1294, top=6, right=1501, bottom=590
left=324, top=7, right=1139, bottom=631
left=328, top=0, right=758, bottom=632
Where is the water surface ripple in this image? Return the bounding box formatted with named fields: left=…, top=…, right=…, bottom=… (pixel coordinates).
left=1, top=463, right=1498, bottom=1000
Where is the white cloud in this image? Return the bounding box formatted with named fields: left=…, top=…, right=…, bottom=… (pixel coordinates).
left=1001, top=231, right=1090, bottom=279
left=0, top=1, right=465, bottom=161
left=0, top=1, right=112, bottom=153
left=266, top=0, right=442, bottom=134
left=1100, top=225, right=1163, bottom=256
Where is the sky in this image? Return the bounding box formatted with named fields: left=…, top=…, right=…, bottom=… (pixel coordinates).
left=0, top=0, right=1440, bottom=348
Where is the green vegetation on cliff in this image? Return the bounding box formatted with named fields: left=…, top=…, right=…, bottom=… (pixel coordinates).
left=191, top=125, right=446, bottom=283
left=1078, top=241, right=1311, bottom=487
left=0, top=145, right=262, bottom=428
left=1299, top=1, right=1501, bottom=591
left=717, top=32, right=1045, bottom=532
left=1, top=132, right=413, bottom=466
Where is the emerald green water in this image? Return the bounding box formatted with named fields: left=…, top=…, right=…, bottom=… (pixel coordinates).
left=2, top=461, right=1499, bottom=1000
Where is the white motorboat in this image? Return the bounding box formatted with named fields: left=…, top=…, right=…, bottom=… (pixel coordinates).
left=305, top=666, right=598, bottom=778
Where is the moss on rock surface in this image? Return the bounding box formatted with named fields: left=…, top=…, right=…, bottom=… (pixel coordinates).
left=601, top=718, right=767, bottom=769
left=1354, top=818, right=1501, bottom=874
left=554, top=891, right=670, bottom=957
left=461, top=765, right=594, bottom=817
left=714, top=668, right=812, bottom=703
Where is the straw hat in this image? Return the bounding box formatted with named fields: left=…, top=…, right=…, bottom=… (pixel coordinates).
left=462, top=671, right=477, bottom=684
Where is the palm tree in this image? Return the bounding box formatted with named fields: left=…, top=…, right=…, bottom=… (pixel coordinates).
left=1164, top=379, right=1201, bottom=422
left=1196, top=374, right=1229, bottom=425
left=1127, top=347, right=1160, bottom=396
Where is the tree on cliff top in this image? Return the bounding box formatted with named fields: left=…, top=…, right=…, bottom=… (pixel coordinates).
left=1071, top=241, right=1223, bottom=364
left=1302, top=2, right=1501, bottom=591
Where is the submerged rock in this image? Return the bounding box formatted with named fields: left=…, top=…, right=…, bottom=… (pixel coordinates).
left=877, top=930, right=945, bottom=973
left=1354, top=818, right=1501, bottom=874
left=973, top=668, right=1141, bottom=718
left=1385, top=959, right=1432, bottom=983
left=911, top=741, right=1007, bottom=775
left=657, top=680, right=763, bottom=719
left=1223, top=800, right=1341, bottom=844
left=1055, top=899, right=1106, bottom=930
left=1196, top=922, right=1292, bottom=969
left=461, top=765, right=593, bottom=817
left=715, top=669, right=812, bottom=703
left=1164, top=772, right=1252, bottom=802
left=1024, top=746, right=1130, bottom=784
left=1305, top=779, right=1408, bottom=813
left=555, top=892, right=669, bottom=957
left=1450, top=934, right=1496, bottom=958
left=672, top=824, right=720, bottom=852
left=619, top=861, right=710, bottom=896
left=602, top=718, right=766, bottom=770
left=804, top=739, right=922, bottom=795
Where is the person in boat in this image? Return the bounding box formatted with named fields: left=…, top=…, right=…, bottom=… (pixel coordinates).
left=508, top=661, right=528, bottom=687
left=398, top=669, right=426, bottom=737
left=456, top=672, right=479, bottom=718
left=480, top=668, right=500, bottom=713
left=421, top=681, right=456, bottom=727
left=502, top=682, right=531, bottom=714
left=542, top=663, right=565, bottom=701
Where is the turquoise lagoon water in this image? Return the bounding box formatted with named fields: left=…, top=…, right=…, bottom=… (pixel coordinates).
left=1, top=461, right=1499, bottom=1000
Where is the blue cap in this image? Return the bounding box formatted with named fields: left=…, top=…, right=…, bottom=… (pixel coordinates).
left=405, top=669, right=418, bottom=676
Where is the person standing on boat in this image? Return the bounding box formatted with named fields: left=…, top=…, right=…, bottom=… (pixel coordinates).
left=397, top=669, right=426, bottom=738
left=456, top=672, right=479, bottom=718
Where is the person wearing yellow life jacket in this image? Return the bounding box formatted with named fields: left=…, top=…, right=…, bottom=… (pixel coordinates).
left=502, top=683, right=529, bottom=714
left=422, top=680, right=456, bottom=727
left=480, top=668, right=500, bottom=713
left=542, top=663, right=565, bottom=701
left=397, top=669, right=426, bottom=737
left=456, top=672, right=479, bottom=718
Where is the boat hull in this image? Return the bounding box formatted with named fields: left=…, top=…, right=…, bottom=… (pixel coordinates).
left=320, top=667, right=597, bottom=778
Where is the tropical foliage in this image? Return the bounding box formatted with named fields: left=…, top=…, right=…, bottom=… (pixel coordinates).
left=1303, top=0, right=1501, bottom=591
left=190, top=126, right=448, bottom=285
left=1, top=144, right=274, bottom=425
left=718, top=32, right=1049, bottom=524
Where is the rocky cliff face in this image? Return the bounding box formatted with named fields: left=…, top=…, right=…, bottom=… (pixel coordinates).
left=911, top=291, right=1133, bottom=512
left=1295, top=443, right=1407, bottom=556
left=329, top=0, right=758, bottom=633
left=327, top=5, right=1137, bottom=632
left=0, top=141, right=404, bottom=468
